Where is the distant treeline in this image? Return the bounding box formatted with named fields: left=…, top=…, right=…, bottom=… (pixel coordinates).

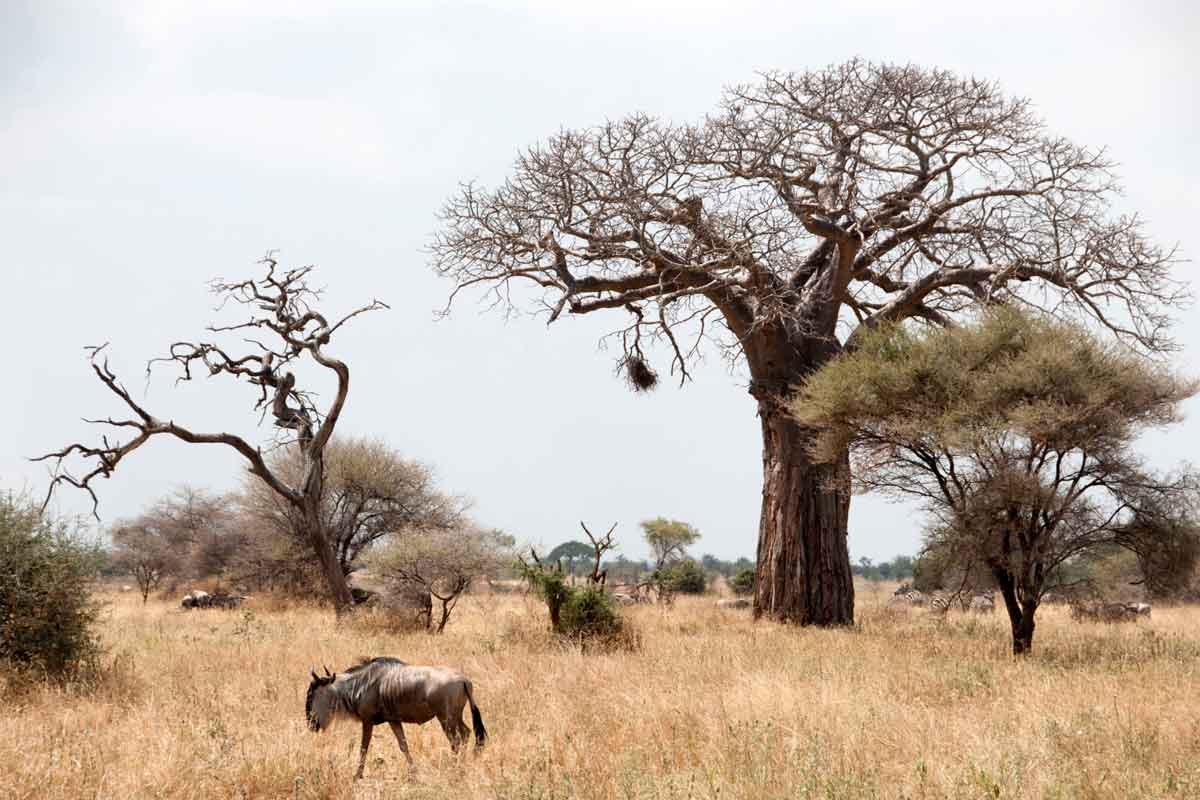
left=851, top=556, right=915, bottom=582
left=544, top=540, right=754, bottom=584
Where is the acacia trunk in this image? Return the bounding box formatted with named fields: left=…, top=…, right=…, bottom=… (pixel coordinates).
left=753, top=405, right=854, bottom=625
left=995, top=569, right=1037, bottom=655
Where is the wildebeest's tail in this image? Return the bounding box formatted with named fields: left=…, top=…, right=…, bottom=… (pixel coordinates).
left=464, top=680, right=486, bottom=749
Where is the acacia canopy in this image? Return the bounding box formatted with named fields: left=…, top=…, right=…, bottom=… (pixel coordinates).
left=432, top=60, right=1185, bottom=626
left=794, top=309, right=1197, bottom=653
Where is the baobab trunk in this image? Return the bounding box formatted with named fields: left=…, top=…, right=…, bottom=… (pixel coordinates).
left=753, top=405, right=854, bottom=625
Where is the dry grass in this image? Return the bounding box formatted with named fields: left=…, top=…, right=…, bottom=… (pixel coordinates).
left=4, top=582, right=1200, bottom=799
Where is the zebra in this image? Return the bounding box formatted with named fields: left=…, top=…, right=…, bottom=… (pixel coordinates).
left=894, top=584, right=994, bottom=613
left=891, top=584, right=927, bottom=606
left=968, top=591, right=996, bottom=613
left=928, top=589, right=995, bottom=614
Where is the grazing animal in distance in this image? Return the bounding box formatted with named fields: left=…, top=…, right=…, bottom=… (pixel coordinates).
left=305, top=656, right=486, bottom=779
left=891, top=584, right=927, bottom=606
left=1070, top=600, right=1151, bottom=623
left=715, top=598, right=751, bottom=610
left=968, top=591, right=996, bottom=613
left=181, top=590, right=245, bottom=609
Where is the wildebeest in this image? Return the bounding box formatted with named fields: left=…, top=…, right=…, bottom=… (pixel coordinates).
left=181, top=590, right=210, bottom=609
left=181, top=590, right=245, bottom=610
left=305, top=656, right=486, bottom=779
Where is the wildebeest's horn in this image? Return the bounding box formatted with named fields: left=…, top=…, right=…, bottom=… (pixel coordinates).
left=310, top=667, right=319, bottom=682
left=323, top=665, right=333, bottom=677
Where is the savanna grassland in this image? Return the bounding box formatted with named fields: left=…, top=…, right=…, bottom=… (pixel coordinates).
left=4, top=583, right=1200, bottom=800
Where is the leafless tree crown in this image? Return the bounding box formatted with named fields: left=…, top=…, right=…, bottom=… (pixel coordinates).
left=35, top=256, right=389, bottom=515
left=432, top=61, right=1185, bottom=385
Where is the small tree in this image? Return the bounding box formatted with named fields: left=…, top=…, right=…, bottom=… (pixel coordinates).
left=371, top=526, right=511, bottom=632
left=110, top=519, right=182, bottom=603
left=519, top=522, right=627, bottom=643
left=641, top=517, right=701, bottom=603
left=0, top=494, right=103, bottom=678
left=545, top=541, right=596, bottom=577
left=240, top=436, right=465, bottom=582
left=141, top=487, right=240, bottom=581
left=795, top=310, right=1197, bottom=654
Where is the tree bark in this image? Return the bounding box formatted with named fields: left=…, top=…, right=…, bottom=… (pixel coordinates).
left=306, top=519, right=355, bottom=615
left=753, top=405, right=854, bottom=625
left=994, top=568, right=1037, bottom=655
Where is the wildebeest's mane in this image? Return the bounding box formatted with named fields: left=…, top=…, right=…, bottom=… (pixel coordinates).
left=345, top=655, right=407, bottom=673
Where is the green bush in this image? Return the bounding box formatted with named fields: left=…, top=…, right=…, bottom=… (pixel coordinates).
left=659, top=559, right=708, bottom=594
left=519, top=561, right=632, bottom=649
left=731, top=568, right=755, bottom=596
left=560, top=586, right=622, bottom=637
left=0, top=495, right=104, bottom=679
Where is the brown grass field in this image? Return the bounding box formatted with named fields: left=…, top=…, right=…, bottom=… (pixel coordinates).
left=3, top=581, right=1200, bottom=800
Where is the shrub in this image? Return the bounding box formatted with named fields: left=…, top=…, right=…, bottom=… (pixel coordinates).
left=658, top=558, right=708, bottom=594
left=0, top=494, right=103, bottom=679
left=559, top=586, right=622, bottom=637
left=731, top=568, right=755, bottom=596
left=519, top=562, right=633, bottom=650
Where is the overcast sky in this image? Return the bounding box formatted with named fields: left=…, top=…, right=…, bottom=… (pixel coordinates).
left=3, top=0, right=1197, bottom=563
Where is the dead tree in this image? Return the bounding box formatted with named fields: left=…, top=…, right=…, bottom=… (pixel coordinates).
left=34, top=256, right=387, bottom=615
left=431, top=60, right=1185, bottom=626
left=579, top=521, right=617, bottom=587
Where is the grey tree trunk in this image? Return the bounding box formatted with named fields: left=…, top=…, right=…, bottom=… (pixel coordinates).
left=305, top=514, right=355, bottom=615
left=753, top=405, right=855, bottom=625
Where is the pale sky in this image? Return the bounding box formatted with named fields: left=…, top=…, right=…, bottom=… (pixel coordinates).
left=3, top=0, right=1197, bottom=563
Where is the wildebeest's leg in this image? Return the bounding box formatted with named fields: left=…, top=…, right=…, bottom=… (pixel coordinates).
left=456, top=716, right=471, bottom=746
left=356, top=721, right=373, bottom=779
left=438, top=714, right=463, bottom=753
left=389, top=721, right=414, bottom=767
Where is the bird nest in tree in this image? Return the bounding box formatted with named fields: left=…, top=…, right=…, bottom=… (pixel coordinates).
left=621, top=355, right=658, bottom=393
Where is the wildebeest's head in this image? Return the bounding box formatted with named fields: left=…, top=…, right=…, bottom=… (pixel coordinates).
left=305, top=666, right=337, bottom=732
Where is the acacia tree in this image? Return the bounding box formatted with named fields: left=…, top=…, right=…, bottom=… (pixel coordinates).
left=641, top=517, right=701, bottom=603
left=794, top=310, right=1197, bottom=653
left=35, top=258, right=387, bottom=615
left=110, top=519, right=181, bottom=603
left=239, top=435, right=465, bottom=578
left=371, top=526, right=512, bottom=633
left=545, top=540, right=595, bottom=577
left=431, top=60, right=1182, bottom=625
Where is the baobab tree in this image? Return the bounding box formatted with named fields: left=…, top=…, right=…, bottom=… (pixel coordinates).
left=35, top=257, right=387, bottom=614
left=431, top=60, right=1184, bottom=625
